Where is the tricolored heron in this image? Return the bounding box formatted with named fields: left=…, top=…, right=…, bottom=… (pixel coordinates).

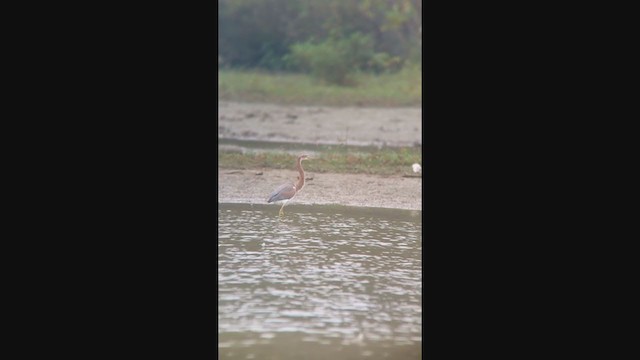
left=267, top=154, right=310, bottom=216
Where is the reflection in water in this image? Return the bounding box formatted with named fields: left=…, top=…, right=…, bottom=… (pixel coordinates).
left=218, top=203, right=422, bottom=359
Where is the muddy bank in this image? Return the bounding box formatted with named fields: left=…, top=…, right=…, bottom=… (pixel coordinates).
left=218, top=101, right=422, bottom=147
left=218, top=168, right=421, bottom=211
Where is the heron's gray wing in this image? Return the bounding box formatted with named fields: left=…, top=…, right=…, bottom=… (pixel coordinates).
left=267, top=182, right=296, bottom=203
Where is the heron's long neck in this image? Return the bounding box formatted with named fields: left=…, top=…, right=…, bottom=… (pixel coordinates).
left=295, top=159, right=305, bottom=191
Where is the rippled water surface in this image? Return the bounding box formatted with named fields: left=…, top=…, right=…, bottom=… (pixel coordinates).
left=218, top=203, right=422, bottom=360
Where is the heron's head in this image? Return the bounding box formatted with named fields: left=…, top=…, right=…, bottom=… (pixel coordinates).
left=299, top=154, right=310, bottom=161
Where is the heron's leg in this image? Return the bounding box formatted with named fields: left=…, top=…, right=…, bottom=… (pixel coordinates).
left=279, top=200, right=288, bottom=216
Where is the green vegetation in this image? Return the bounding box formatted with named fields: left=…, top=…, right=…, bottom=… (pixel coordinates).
left=219, top=0, right=421, bottom=87
left=218, top=146, right=422, bottom=176
left=286, top=32, right=402, bottom=85
left=218, top=64, right=421, bottom=107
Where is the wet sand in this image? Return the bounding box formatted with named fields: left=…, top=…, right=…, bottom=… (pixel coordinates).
left=218, top=169, right=421, bottom=211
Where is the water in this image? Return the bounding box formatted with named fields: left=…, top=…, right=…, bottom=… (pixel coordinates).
left=218, top=203, right=422, bottom=359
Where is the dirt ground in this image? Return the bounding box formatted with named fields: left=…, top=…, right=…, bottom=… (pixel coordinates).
left=218, top=101, right=422, bottom=210
left=218, top=101, right=422, bottom=147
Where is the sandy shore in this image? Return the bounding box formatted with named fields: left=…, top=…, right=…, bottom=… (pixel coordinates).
left=218, top=168, right=421, bottom=211
left=218, top=101, right=422, bottom=210
left=218, top=101, right=422, bottom=147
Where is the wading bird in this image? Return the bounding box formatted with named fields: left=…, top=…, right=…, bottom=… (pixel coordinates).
left=267, top=154, right=310, bottom=216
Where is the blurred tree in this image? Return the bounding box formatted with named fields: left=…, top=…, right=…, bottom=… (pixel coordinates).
left=287, top=32, right=377, bottom=85
left=218, top=0, right=421, bottom=74
left=218, top=0, right=298, bottom=70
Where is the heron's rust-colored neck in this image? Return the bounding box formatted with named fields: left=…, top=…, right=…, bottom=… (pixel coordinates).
left=295, top=157, right=305, bottom=191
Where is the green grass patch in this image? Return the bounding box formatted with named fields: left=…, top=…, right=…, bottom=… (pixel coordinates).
left=218, top=146, right=422, bottom=176
left=218, top=66, right=421, bottom=107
